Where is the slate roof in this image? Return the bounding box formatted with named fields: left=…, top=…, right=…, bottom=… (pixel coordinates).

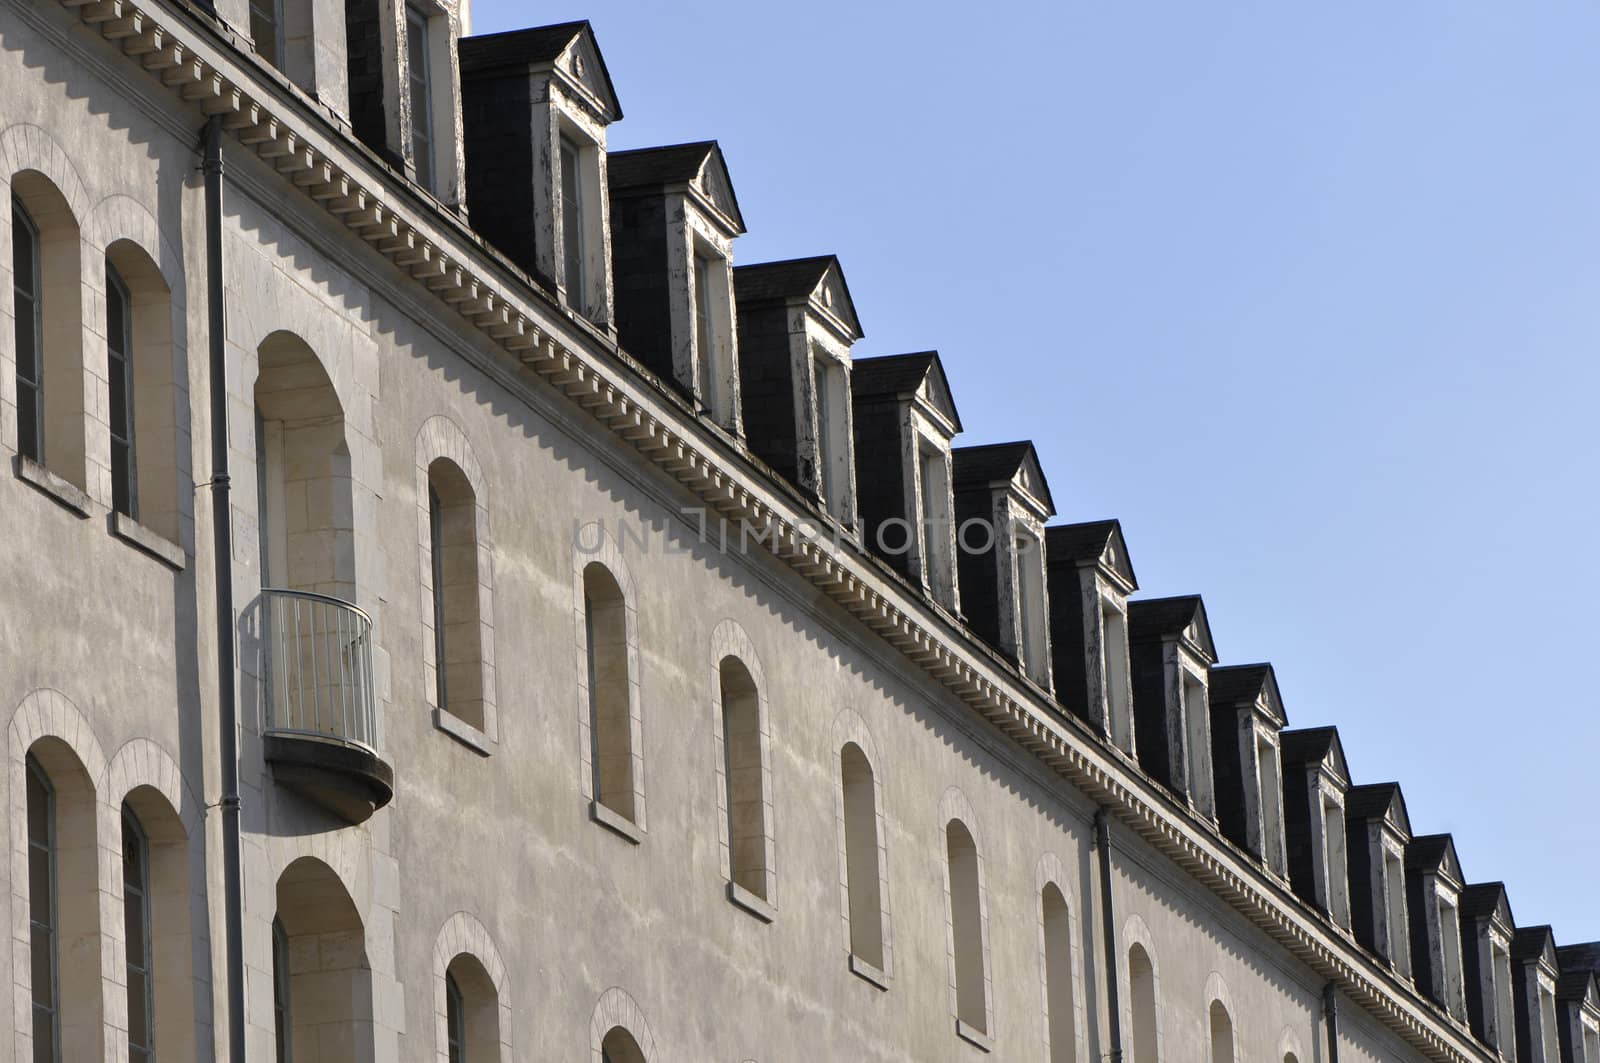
left=1280, top=725, right=1343, bottom=769
left=1345, top=782, right=1409, bottom=831
left=1514, top=925, right=1558, bottom=965
left=1209, top=663, right=1278, bottom=709
left=1556, top=944, right=1600, bottom=1002
left=850, top=351, right=963, bottom=431
left=1044, top=520, right=1138, bottom=590
left=1404, top=833, right=1459, bottom=877
left=734, top=256, right=836, bottom=302
left=608, top=142, right=718, bottom=188
left=458, top=22, right=622, bottom=119
left=1128, top=595, right=1216, bottom=661
left=1460, top=882, right=1513, bottom=926
left=951, top=442, right=1055, bottom=513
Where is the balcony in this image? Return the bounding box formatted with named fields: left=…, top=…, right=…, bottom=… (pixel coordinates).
left=260, top=589, right=393, bottom=824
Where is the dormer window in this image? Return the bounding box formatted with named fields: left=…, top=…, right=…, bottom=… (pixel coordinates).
left=1323, top=794, right=1351, bottom=925
left=953, top=442, right=1057, bottom=689
left=1130, top=596, right=1218, bottom=816
left=249, top=0, right=282, bottom=69
left=1383, top=844, right=1411, bottom=977
left=812, top=349, right=853, bottom=522
left=1046, top=521, right=1138, bottom=753
left=1345, top=784, right=1413, bottom=979
left=1405, top=835, right=1467, bottom=1020
left=918, top=441, right=955, bottom=605
left=406, top=4, right=436, bottom=190
left=694, top=248, right=733, bottom=423
left=461, top=22, right=621, bottom=323
left=1209, top=665, right=1289, bottom=876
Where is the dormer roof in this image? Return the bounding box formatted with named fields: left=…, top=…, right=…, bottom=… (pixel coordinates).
left=733, top=255, right=862, bottom=342
left=1208, top=663, right=1286, bottom=727
left=1514, top=925, right=1560, bottom=970
left=1460, top=882, right=1515, bottom=930
left=1556, top=943, right=1600, bottom=1004
left=850, top=351, right=963, bottom=434
left=1405, top=833, right=1463, bottom=885
left=459, top=21, right=622, bottom=122
left=952, top=441, right=1055, bottom=518
left=1345, top=782, right=1412, bottom=835
left=1045, top=519, right=1137, bottom=592
left=607, top=141, right=746, bottom=235
left=1128, top=595, right=1217, bottom=663
left=1280, top=726, right=1350, bottom=785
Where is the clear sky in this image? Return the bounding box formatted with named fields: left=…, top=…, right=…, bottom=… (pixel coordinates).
left=471, top=2, right=1600, bottom=941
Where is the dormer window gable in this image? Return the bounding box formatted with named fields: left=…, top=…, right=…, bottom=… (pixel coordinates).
left=734, top=256, right=863, bottom=527
left=1405, top=834, right=1468, bottom=1023
left=1045, top=520, right=1138, bottom=755
left=609, top=142, right=747, bottom=434
left=951, top=442, right=1056, bottom=690
left=461, top=22, right=622, bottom=327
left=1344, top=783, right=1414, bottom=980
left=1128, top=595, right=1219, bottom=820
left=1207, top=664, right=1288, bottom=877
left=851, top=352, right=964, bottom=610
left=1281, top=726, right=1351, bottom=928
left=1555, top=945, right=1600, bottom=1063
left=1461, top=882, right=1519, bottom=1058
left=1514, top=927, right=1566, bottom=1063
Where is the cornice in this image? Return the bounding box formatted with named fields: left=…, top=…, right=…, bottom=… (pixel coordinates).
left=43, top=0, right=1492, bottom=1057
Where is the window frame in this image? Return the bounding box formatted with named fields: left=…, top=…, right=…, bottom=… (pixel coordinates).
left=248, top=0, right=284, bottom=69
left=559, top=134, right=586, bottom=312
left=13, top=196, right=43, bottom=463
left=106, top=259, right=138, bottom=519
left=122, top=804, right=155, bottom=1063
left=273, top=915, right=293, bottom=1063
left=26, top=753, right=59, bottom=1063
left=405, top=2, right=436, bottom=191
left=445, top=969, right=465, bottom=1063
left=428, top=481, right=448, bottom=712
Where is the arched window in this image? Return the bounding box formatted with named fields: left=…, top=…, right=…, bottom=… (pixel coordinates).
left=274, top=858, right=373, bottom=1063
left=719, top=655, right=770, bottom=905
left=1042, top=883, right=1075, bottom=1062
left=1209, top=1000, right=1234, bottom=1063
left=122, top=806, right=154, bottom=1063
left=601, top=1027, right=647, bottom=1063
left=25, top=741, right=104, bottom=1062
left=104, top=241, right=181, bottom=540
left=584, top=562, right=636, bottom=822
left=443, top=953, right=500, bottom=1062
left=946, top=819, right=988, bottom=1038
left=11, top=175, right=85, bottom=485
left=1129, top=942, right=1158, bottom=1063
left=840, top=743, right=883, bottom=970
left=428, top=458, right=487, bottom=731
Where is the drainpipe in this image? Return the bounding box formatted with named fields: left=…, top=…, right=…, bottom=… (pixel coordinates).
left=202, top=114, right=247, bottom=1063
left=1323, top=982, right=1341, bottom=1062
left=1095, top=806, right=1124, bottom=1062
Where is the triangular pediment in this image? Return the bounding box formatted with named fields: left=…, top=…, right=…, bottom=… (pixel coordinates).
left=556, top=26, right=621, bottom=121
left=1014, top=446, right=1053, bottom=515
left=914, top=353, right=963, bottom=433
left=1184, top=599, right=1216, bottom=662
left=809, top=259, right=862, bottom=341
left=692, top=145, right=746, bottom=234
left=1099, top=522, right=1136, bottom=588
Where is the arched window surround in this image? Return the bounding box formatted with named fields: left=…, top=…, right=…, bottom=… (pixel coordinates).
left=574, top=523, right=645, bottom=838
left=832, top=710, right=892, bottom=985
left=1205, top=972, right=1236, bottom=1063
left=1122, top=913, right=1163, bottom=1063
left=710, top=619, right=775, bottom=920
left=589, top=987, right=656, bottom=1063
left=940, top=787, right=993, bottom=1050
left=416, top=415, right=498, bottom=752
left=1037, top=852, right=1088, bottom=1063
left=431, top=912, right=511, bottom=1063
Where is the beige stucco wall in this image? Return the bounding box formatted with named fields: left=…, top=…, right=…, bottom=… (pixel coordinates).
left=0, top=3, right=1492, bottom=1061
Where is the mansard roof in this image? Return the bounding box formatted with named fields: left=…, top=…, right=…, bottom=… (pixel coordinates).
left=1280, top=726, right=1350, bottom=784
left=1208, top=663, right=1286, bottom=727
left=1557, top=944, right=1600, bottom=1004
left=1345, top=782, right=1412, bottom=835
left=952, top=441, right=1056, bottom=516
left=459, top=22, right=622, bottom=121
left=1460, top=882, right=1516, bottom=929
left=1045, top=519, right=1138, bottom=591
left=734, top=255, right=863, bottom=341
left=1128, top=595, right=1217, bottom=662
left=850, top=351, right=963, bottom=432
left=1514, top=925, right=1560, bottom=970
left=606, top=141, right=746, bottom=234
left=1404, top=833, right=1463, bottom=884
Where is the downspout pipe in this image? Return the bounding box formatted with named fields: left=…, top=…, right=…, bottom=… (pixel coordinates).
left=203, top=114, right=246, bottom=1063
left=1096, top=806, right=1124, bottom=1063
left=1324, top=981, right=1341, bottom=1063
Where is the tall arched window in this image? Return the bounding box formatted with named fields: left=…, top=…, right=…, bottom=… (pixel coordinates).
left=1209, top=1000, right=1234, bottom=1063
left=1129, top=942, right=1158, bottom=1063
left=1042, top=883, right=1075, bottom=1062
left=443, top=953, right=500, bottom=1062
left=27, top=753, right=58, bottom=1062
left=584, top=562, right=636, bottom=822
left=428, top=459, right=486, bottom=730
left=601, top=1027, right=647, bottom=1063
left=719, top=655, right=770, bottom=904
left=104, top=241, right=181, bottom=540
left=274, top=858, right=374, bottom=1062
left=946, top=819, right=988, bottom=1039
left=840, top=743, right=884, bottom=970
left=122, top=806, right=154, bottom=1063
left=11, top=174, right=86, bottom=486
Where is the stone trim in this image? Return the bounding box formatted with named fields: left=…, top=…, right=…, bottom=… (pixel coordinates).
left=415, top=415, right=498, bottom=747
left=1279, top=1025, right=1308, bottom=1063
left=573, top=522, right=646, bottom=830
left=831, top=708, right=893, bottom=980
left=1122, top=913, right=1166, bottom=1062
left=590, top=986, right=657, bottom=1062
left=1036, top=852, right=1090, bottom=1063
left=430, top=912, right=512, bottom=1063
left=110, top=510, right=186, bottom=570
left=1205, top=970, right=1236, bottom=1063
left=940, top=786, right=994, bottom=1043
left=709, top=619, right=776, bottom=909
left=40, top=2, right=1498, bottom=1055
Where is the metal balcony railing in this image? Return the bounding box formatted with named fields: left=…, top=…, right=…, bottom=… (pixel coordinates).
left=260, top=588, right=377, bottom=752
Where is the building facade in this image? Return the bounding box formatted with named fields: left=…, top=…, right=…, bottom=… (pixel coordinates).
left=0, top=0, right=1595, bottom=1061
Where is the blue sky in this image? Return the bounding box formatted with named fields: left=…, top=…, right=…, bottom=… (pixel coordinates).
left=470, top=2, right=1600, bottom=941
